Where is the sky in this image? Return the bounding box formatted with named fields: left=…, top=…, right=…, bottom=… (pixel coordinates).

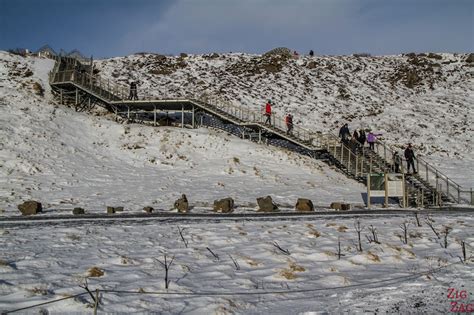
left=0, top=0, right=473, bottom=58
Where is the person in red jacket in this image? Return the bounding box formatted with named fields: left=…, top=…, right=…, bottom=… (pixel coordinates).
left=285, top=113, right=293, bottom=134
left=264, top=100, right=272, bottom=124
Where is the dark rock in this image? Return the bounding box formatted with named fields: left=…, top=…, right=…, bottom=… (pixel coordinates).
left=213, top=198, right=234, bottom=213
left=295, top=198, right=314, bottom=212
left=307, top=61, right=317, bottom=69
left=115, top=207, right=124, bottom=212
left=263, top=47, right=292, bottom=58
left=174, top=194, right=189, bottom=213
left=143, top=206, right=154, bottom=213
left=466, top=53, right=474, bottom=63
left=107, top=206, right=115, bottom=214
left=330, top=202, right=351, bottom=211
left=180, top=53, right=188, bottom=58
left=257, top=196, right=278, bottom=212
left=18, top=200, right=42, bottom=216
left=72, top=207, right=85, bottom=215
left=427, top=53, right=442, bottom=60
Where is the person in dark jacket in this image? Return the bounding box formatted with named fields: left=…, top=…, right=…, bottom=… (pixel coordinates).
left=129, top=81, right=138, bottom=100
left=404, top=144, right=417, bottom=174
left=338, top=124, right=350, bottom=143
left=264, top=100, right=272, bottom=124
left=358, top=129, right=366, bottom=147
left=393, top=152, right=402, bottom=173
left=309, top=50, right=314, bottom=57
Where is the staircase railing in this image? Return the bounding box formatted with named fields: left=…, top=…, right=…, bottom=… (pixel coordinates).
left=48, top=57, right=473, bottom=205
left=372, top=140, right=472, bottom=205
left=195, top=95, right=329, bottom=147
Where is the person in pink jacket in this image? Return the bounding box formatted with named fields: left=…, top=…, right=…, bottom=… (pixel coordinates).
left=367, top=131, right=382, bottom=150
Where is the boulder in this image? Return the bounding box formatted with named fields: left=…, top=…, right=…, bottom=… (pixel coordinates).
left=257, top=196, right=278, bottom=212
left=306, top=61, right=317, bottom=69
left=295, top=198, right=314, bottom=212
left=330, top=202, right=351, bottom=211
left=466, top=53, right=474, bottom=63
left=263, top=47, right=292, bottom=58
left=17, top=200, right=42, bottom=216
left=143, top=206, right=154, bottom=213
left=213, top=198, right=234, bottom=213
left=72, top=207, right=85, bottom=215
left=174, top=194, right=189, bottom=213
left=107, top=206, right=116, bottom=214
left=180, top=53, right=188, bottom=58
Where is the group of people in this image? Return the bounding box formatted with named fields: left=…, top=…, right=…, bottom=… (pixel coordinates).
left=263, top=100, right=294, bottom=135
left=339, top=123, right=381, bottom=152
left=339, top=123, right=417, bottom=174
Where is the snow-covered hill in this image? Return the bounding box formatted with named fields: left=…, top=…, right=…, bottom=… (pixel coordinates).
left=96, top=51, right=474, bottom=187
left=0, top=51, right=364, bottom=214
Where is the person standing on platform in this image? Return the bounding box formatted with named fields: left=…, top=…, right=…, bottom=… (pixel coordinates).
left=404, top=144, right=417, bottom=174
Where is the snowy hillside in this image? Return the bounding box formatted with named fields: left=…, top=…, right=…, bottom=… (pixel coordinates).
left=96, top=51, right=474, bottom=187
left=0, top=51, right=364, bottom=214
left=0, top=51, right=473, bottom=314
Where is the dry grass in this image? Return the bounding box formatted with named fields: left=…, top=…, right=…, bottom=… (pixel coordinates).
left=32, top=82, right=44, bottom=96
left=240, top=255, right=260, bottom=267
left=279, top=269, right=297, bottom=280
left=367, top=251, right=381, bottom=262
left=25, top=287, right=49, bottom=296
left=87, top=267, right=104, bottom=277
left=337, top=225, right=348, bottom=232
left=0, top=259, right=8, bottom=267
left=329, top=266, right=338, bottom=272
left=289, top=262, right=305, bottom=272
left=306, top=223, right=314, bottom=228
left=308, top=229, right=321, bottom=238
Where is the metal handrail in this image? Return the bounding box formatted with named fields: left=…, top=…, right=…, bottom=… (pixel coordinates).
left=48, top=58, right=473, bottom=205
left=372, top=139, right=472, bottom=204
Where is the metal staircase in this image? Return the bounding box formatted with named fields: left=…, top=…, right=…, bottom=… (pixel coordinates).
left=48, top=56, right=473, bottom=207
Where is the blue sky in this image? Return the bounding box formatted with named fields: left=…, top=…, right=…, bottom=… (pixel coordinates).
left=1, top=0, right=472, bottom=58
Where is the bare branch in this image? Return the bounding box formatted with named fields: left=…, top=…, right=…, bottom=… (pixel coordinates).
left=273, top=241, right=291, bottom=255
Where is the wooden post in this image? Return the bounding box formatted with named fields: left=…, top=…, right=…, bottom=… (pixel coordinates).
left=425, top=163, right=428, bottom=182
left=154, top=105, right=156, bottom=127
left=421, top=189, right=424, bottom=208
left=367, top=174, right=371, bottom=209
left=446, top=177, right=449, bottom=199
left=192, top=105, right=195, bottom=128
left=127, top=106, right=130, bottom=120
left=181, top=104, right=184, bottom=128
left=75, top=88, right=78, bottom=106
left=402, top=173, right=406, bottom=208
left=60, top=89, right=63, bottom=104
left=384, top=173, right=388, bottom=208
left=347, top=150, right=351, bottom=172
left=355, top=155, right=359, bottom=177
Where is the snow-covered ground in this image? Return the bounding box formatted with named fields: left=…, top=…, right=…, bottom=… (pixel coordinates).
left=1, top=51, right=473, bottom=313
left=1, top=214, right=473, bottom=313
left=96, top=51, right=474, bottom=188
left=0, top=52, right=364, bottom=215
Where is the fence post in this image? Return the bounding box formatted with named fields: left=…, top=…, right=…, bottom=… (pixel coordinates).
left=446, top=177, right=449, bottom=199
left=425, top=163, right=428, bottom=182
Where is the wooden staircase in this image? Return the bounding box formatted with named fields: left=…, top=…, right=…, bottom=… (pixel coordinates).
left=48, top=56, right=473, bottom=207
